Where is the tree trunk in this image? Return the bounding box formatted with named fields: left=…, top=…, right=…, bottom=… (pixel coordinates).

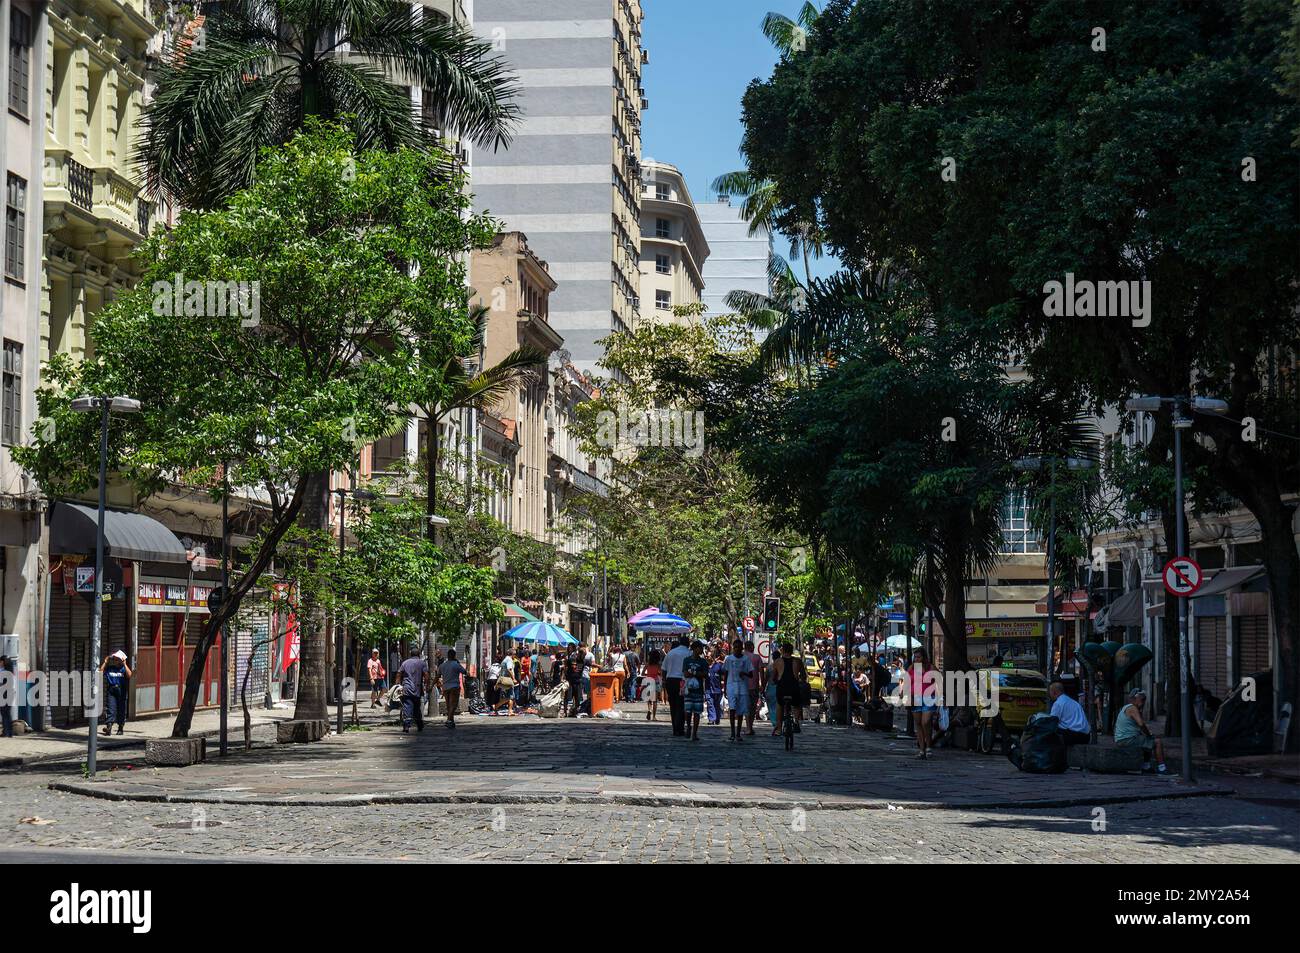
left=941, top=548, right=970, bottom=671
left=171, top=474, right=310, bottom=737
left=293, top=468, right=331, bottom=721
left=425, top=412, right=441, bottom=543
left=1204, top=427, right=1300, bottom=754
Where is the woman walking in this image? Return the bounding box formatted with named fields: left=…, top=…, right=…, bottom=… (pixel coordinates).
left=706, top=650, right=725, bottom=725
left=908, top=648, right=937, bottom=759
left=642, top=649, right=663, bottom=721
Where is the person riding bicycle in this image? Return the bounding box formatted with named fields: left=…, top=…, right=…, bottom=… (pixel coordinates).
left=770, top=642, right=807, bottom=737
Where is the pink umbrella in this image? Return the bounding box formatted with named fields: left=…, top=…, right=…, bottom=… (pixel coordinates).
left=627, top=606, right=660, bottom=625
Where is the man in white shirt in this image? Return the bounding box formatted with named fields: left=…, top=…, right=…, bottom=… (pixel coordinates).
left=662, top=635, right=692, bottom=737
left=1049, top=681, right=1091, bottom=745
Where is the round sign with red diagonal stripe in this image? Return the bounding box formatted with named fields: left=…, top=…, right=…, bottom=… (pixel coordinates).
left=1162, top=557, right=1203, bottom=597
left=743, top=616, right=755, bottom=633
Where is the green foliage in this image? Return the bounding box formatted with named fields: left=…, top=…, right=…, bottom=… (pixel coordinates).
left=565, top=315, right=802, bottom=634
left=138, top=0, right=520, bottom=208
left=266, top=495, right=502, bottom=646
left=19, top=123, right=491, bottom=505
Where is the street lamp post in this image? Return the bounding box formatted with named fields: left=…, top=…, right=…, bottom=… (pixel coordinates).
left=70, top=395, right=140, bottom=778
left=1014, top=455, right=1095, bottom=677
left=1125, top=394, right=1228, bottom=784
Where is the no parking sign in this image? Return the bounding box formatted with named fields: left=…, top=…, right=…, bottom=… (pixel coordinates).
left=1162, top=557, right=1203, bottom=597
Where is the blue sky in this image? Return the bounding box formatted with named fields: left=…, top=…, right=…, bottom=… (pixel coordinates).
left=641, top=0, right=840, bottom=280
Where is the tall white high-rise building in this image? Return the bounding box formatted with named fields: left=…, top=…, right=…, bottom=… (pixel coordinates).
left=698, top=197, right=773, bottom=317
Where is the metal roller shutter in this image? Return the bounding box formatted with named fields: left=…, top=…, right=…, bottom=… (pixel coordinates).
left=1236, top=615, right=1270, bottom=683
left=1194, top=616, right=1227, bottom=700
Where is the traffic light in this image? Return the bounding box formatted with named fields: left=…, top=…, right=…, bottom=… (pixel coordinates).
left=763, top=596, right=781, bottom=632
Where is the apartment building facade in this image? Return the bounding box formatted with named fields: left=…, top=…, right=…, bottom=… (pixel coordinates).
left=638, top=159, right=708, bottom=323
left=469, top=231, right=562, bottom=545
left=698, top=195, right=773, bottom=318
left=0, top=0, right=46, bottom=710
left=471, top=0, right=645, bottom=373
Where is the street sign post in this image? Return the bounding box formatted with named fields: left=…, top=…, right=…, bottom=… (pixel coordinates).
left=1162, top=557, right=1203, bottom=597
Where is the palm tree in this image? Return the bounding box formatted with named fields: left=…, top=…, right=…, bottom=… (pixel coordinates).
left=761, top=2, right=821, bottom=55
left=416, top=305, right=548, bottom=541
left=710, top=170, right=824, bottom=282
left=138, top=0, right=520, bottom=209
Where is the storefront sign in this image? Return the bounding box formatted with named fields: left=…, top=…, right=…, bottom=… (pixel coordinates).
left=966, top=620, right=1043, bottom=640
left=138, top=577, right=214, bottom=614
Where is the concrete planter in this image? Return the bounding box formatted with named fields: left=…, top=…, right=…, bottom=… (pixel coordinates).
left=1067, top=743, right=1144, bottom=773
left=276, top=719, right=328, bottom=743
left=145, top=736, right=206, bottom=766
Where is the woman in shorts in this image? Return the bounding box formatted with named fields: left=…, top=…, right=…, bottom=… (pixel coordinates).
left=908, top=648, right=937, bottom=760
left=641, top=650, right=663, bottom=721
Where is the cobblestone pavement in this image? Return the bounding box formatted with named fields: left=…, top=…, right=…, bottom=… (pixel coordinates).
left=1, top=767, right=1297, bottom=862
left=38, top=706, right=1239, bottom=809
left=4, top=709, right=1296, bottom=862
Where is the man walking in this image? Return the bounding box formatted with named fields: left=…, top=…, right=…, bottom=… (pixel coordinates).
left=743, top=640, right=763, bottom=736
left=624, top=641, right=641, bottom=702
left=397, top=646, right=429, bottom=733
left=367, top=648, right=386, bottom=708
left=438, top=649, right=469, bottom=728
left=566, top=643, right=586, bottom=717
left=662, top=635, right=691, bottom=737
left=100, top=651, right=131, bottom=736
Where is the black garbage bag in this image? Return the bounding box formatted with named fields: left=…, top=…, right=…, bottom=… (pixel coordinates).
left=1207, top=669, right=1273, bottom=757
left=1008, top=712, right=1067, bottom=773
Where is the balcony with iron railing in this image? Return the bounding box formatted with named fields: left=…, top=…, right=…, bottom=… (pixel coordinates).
left=45, top=150, right=149, bottom=239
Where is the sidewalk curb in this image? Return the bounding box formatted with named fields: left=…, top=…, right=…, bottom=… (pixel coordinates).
left=46, top=781, right=1229, bottom=812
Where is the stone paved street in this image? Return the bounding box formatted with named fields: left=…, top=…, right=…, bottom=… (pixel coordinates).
left=1, top=705, right=1296, bottom=862
left=39, top=704, right=1241, bottom=809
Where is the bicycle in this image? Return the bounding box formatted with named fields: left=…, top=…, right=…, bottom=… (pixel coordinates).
left=780, top=694, right=796, bottom=750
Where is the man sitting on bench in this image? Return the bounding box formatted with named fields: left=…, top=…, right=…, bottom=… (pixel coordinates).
left=1049, top=681, right=1091, bottom=745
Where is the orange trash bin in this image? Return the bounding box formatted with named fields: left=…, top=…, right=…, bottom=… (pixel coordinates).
left=589, top=672, right=618, bottom=715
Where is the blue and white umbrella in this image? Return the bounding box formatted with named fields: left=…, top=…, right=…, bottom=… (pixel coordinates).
left=503, top=621, right=578, bottom=646
left=630, top=612, right=693, bottom=634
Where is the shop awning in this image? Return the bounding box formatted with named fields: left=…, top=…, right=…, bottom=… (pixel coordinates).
left=1096, top=589, right=1144, bottom=629
left=1191, top=565, right=1266, bottom=599
left=49, top=501, right=189, bottom=564
left=501, top=601, right=540, bottom=623
left=1035, top=587, right=1091, bottom=617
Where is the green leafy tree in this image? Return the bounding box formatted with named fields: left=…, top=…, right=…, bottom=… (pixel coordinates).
left=16, top=124, right=491, bottom=734
left=739, top=0, right=1300, bottom=743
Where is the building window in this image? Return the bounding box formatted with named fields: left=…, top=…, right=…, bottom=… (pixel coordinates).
left=1000, top=490, right=1043, bottom=554
left=4, top=173, right=24, bottom=282
left=655, top=218, right=670, bottom=239
left=655, top=290, right=671, bottom=310
left=8, top=8, right=30, bottom=117
left=2, top=340, right=20, bottom=446
left=655, top=254, right=670, bottom=275
left=655, top=183, right=669, bottom=200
